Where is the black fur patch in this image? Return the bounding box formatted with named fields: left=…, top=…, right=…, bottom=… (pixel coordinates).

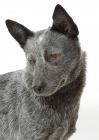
left=51, top=4, right=79, bottom=38
left=6, top=20, right=33, bottom=48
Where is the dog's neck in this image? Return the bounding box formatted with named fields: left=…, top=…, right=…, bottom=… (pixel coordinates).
left=24, top=63, right=85, bottom=116
left=66, top=52, right=86, bottom=86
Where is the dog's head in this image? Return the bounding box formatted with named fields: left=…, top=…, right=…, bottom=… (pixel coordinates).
left=6, top=4, right=85, bottom=96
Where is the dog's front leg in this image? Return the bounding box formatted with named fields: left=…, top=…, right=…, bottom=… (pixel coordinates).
left=61, top=128, right=76, bottom=140
left=46, top=127, right=67, bottom=140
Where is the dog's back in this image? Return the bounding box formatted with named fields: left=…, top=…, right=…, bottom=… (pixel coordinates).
left=0, top=4, right=86, bottom=140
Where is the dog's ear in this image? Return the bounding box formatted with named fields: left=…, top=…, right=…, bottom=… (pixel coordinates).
left=5, top=20, right=33, bottom=48
left=51, top=4, right=79, bottom=38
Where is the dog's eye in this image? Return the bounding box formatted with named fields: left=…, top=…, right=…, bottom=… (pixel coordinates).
left=28, top=59, right=35, bottom=65
left=48, top=54, right=59, bottom=61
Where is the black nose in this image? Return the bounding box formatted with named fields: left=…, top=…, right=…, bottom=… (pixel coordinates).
left=33, top=81, right=45, bottom=94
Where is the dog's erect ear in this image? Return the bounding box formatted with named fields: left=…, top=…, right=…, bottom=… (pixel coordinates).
left=6, top=20, right=33, bottom=48
left=51, top=4, right=79, bottom=38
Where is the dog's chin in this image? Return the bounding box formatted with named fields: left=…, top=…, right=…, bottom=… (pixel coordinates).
left=33, top=91, right=55, bottom=97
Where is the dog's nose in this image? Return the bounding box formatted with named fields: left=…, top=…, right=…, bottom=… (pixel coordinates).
left=33, top=81, right=45, bottom=94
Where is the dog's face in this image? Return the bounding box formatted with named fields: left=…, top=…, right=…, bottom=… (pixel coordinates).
left=6, top=4, right=82, bottom=96
left=24, top=29, right=80, bottom=96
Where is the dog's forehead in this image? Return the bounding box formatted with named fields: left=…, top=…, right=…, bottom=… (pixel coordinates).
left=26, top=28, right=64, bottom=52
left=37, top=29, right=50, bottom=42
left=25, top=28, right=79, bottom=58
left=35, top=28, right=62, bottom=46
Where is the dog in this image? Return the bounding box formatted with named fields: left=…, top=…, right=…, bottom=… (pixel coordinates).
left=0, top=4, right=86, bottom=140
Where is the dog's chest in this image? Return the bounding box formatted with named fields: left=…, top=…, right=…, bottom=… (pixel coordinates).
left=19, top=99, right=68, bottom=140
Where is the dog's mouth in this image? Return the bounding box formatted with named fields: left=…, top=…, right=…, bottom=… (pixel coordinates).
left=59, top=79, right=66, bottom=87
left=32, top=78, right=66, bottom=97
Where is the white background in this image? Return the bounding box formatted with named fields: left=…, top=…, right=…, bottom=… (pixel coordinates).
left=0, top=0, right=99, bottom=139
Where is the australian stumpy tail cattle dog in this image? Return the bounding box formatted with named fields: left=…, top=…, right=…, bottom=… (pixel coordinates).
left=0, top=4, right=86, bottom=140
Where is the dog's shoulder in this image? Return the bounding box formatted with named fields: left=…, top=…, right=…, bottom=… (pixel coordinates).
left=0, top=70, right=23, bottom=113
left=0, top=70, right=23, bottom=90
left=0, top=70, right=23, bottom=103
left=0, top=72, right=13, bottom=89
